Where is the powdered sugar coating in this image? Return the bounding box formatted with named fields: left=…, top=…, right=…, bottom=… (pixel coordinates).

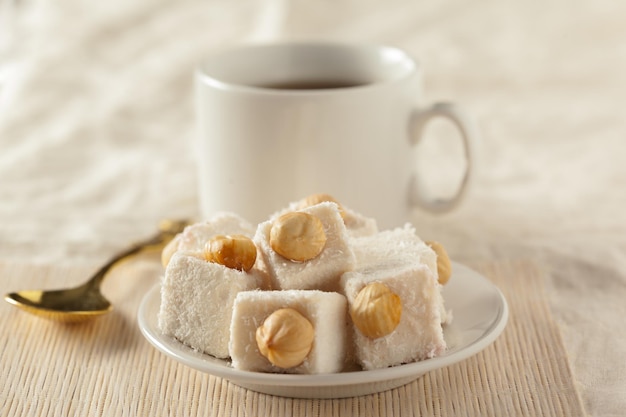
left=341, top=263, right=446, bottom=370
left=158, top=252, right=265, bottom=358
left=229, top=290, right=348, bottom=374
left=255, top=202, right=356, bottom=292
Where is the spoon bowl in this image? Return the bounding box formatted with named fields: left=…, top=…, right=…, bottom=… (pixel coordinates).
left=4, top=219, right=190, bottom=323
left=5, top=287, right=112, bottom=323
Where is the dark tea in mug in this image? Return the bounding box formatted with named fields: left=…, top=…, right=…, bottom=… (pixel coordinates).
left=259, top=80, right=367, bottom=90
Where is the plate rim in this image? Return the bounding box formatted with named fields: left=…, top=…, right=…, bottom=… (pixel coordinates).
left=138, top=261, right=508, bottom=388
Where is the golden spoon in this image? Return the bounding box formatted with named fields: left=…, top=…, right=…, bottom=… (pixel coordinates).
left=4, top=219, right=189, bottom=323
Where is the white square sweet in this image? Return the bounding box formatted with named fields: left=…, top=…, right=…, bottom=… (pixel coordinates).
left=254, top=202, right=356, bottom=291
left=340, top=236, right=447, bottom=370
left=351, top=224, right=451, bottom=323
left=342, top=207, right=378, bottom=238
left=158, top=252, right=265, bottom=358
left=351, top=224, right=438, bottom=278
left=229, top=290, right=349, bottom=374
left=273, top=197, right=378, bottom=238
left=162, top=212, right=258, bottom=269
left=175, top=212, right=256, bottom=252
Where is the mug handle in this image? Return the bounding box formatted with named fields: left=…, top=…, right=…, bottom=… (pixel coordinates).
left=408, top=102, right=477, bottom=213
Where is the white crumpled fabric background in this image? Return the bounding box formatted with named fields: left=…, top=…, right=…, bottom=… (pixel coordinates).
left=1, top=1, right=624, bottom=415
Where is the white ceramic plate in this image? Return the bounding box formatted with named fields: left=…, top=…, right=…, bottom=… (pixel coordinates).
left=138, top=262, right=508, bottom=398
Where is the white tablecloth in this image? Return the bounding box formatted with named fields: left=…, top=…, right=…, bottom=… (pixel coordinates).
left=1, top=1, right=624, bottom=415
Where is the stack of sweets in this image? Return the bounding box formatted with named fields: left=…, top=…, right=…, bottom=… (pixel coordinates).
left=157, top=193, right=452, bottom=373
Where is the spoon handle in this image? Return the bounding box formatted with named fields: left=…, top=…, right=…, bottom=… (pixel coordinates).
left=89, top=220, right=188, bottom=288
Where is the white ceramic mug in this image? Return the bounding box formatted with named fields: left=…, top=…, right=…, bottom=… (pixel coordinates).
left=195, top=42, right=476, bottom=229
